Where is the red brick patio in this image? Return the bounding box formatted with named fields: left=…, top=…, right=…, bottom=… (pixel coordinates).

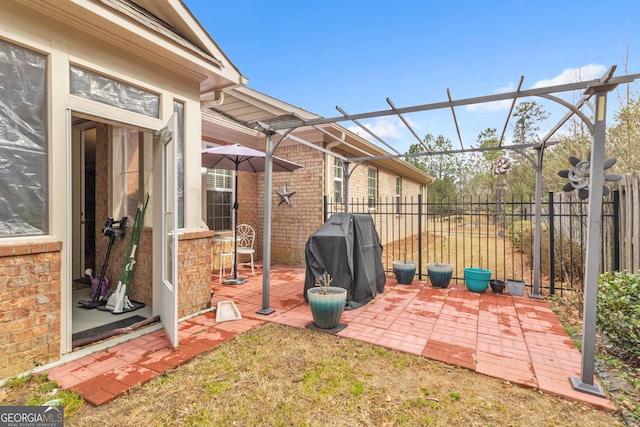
left=47, top=265, right=615, bottom=411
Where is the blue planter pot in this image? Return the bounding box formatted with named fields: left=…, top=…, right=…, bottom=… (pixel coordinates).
left=307, top=287, right=347, bottom=329
left=427, top=263, right=454, bottom=288
left=393, top=261, right=416, bottom=285
left=464, top=267, right=491, bottom=293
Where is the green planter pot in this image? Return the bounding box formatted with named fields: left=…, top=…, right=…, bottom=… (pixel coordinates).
left=307, top=286, right=347, bottom=329
left=427, top=263, right=454, bottom=288
left=464, top=267, right=491, bottom=293
left=392, top=261, right=416, bottom=285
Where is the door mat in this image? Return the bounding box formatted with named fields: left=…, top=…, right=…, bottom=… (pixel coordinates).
left=72, top=315, right=147, bottom=343
left=216, top=301, right=242, bottom=322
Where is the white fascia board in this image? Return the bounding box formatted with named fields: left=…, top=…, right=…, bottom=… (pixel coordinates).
left=22, top=0, right=244, bottom=89
left=230, top=87, right=320, bottom=120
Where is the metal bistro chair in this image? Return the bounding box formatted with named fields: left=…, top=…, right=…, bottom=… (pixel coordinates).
left=235, top=223, right=256, bottom=276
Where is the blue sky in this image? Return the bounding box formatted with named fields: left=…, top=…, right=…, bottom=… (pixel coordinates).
left=184, top=0, right=640, bottom=152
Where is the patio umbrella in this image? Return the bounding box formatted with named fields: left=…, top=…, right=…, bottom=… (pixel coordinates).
left=202, top=143, right=303, bottom=284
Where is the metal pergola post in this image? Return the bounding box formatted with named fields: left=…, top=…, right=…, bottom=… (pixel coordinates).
left=569, top=87, right=612, bottom=397
left=530, top=147, right=544, bottom=298
left=257, top=131, right=276, bottom=315
left=342, top=160, right=350, bottom=213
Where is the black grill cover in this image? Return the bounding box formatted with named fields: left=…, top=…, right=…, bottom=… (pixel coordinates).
left=304, top=213, right=385, bottom=309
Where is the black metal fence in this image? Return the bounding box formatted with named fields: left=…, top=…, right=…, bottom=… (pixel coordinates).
left=324, top=191, right=619, bottom=296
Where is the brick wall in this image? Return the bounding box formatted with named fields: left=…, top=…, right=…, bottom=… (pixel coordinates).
left=0, top=240, right=62, bottom=379
left=237, top=172, right=258, bottom=228
left=327, top=159, right=425, bottom=248
left=178, top=230, right=214, bottom=318
left=257, top=143, right=325, bottom=265
left=203, top=140, right=426, bottom=267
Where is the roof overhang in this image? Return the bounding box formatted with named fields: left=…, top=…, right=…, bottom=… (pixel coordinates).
left=201, top=86, right=433, bottom=185
left=18, top=0, right=247, bottom=93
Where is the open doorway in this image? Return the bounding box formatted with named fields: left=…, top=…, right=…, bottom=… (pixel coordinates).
left=70, top=117, right=155, bottom=349
left=71, top=121, right=96, bottom=280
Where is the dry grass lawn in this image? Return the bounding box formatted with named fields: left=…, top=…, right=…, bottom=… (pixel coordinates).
left=2, top=218, right=634, bottom=425
left=4, top=323, right=620, bottom=426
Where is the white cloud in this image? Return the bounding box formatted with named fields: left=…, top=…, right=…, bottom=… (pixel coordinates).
left=466, top=82, right=517, bottom=112
left=346, top=117, right=404, bottom=140
left=464, top=64, right=608, bottom=114
left=532, top=64, right=607, bottom=88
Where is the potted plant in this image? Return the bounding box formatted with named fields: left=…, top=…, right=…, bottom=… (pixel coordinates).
left=307, top=273, right=347, bottom=329
left=427, top=262, right=454, bottom=288
left=392, top=260, right=416, bottom=285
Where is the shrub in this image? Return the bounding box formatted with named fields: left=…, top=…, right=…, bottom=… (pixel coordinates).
left=508, top=220, right=534, bottom=251
left=508, top=220, right=548, bottom=252
left=597, top=271, right=640, bottom=360
left=521, top=229, right=584, bottom=288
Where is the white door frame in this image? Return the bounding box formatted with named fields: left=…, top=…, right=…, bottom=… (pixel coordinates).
left=156, top=115, right=179, bottom=349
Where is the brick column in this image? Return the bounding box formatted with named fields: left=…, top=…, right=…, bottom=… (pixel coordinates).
left=0, top=240, right=62, bottom=379
left=177, top=230, right=215, bottom=318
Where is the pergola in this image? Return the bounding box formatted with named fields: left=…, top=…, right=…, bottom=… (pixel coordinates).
left=205, top=66, right=640, bottom=398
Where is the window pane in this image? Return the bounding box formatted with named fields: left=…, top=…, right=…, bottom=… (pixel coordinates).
left=206, top=169, right=233, bottom=189
left=333, top=158, right=342, bottom=178
left=333, top=158, right=342, bottom=203
left=0, top=40, right=48, bottom=236
left=396, top=177, right=402, bottom=214
left=123, top=129, right=141, bottom=220
left=70, top=65, right=159, bottom=118
left=368, top=167, right=377, bottom=208
left=174, top=102, right=184, bottom=228
left=205, top=168, right=233, bottom=231
left=333, top=181, right=342, bottom=203
left=206, top=190, right=231, bottom=231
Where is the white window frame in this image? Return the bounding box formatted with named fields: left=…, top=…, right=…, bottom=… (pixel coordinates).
left=205, top=168, right=234, bottom=232
left=368, top=167, right=378, bottom=210
left=395, top=176, right=402, bottom=214
left=333, top=158, right=343, bottom=204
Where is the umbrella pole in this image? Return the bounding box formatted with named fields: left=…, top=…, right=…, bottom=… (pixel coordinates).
left=233, top=168, right=238, bottom=279
left=224, top=163, right=246, bottom=285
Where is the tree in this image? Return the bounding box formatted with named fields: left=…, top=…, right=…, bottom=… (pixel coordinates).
left=463, top=128, right=506, bottom=200
left=511, top=101, right=550, bottom=146
left=507, top=101, right=550, bottom=199
left=405, top=134, right=464, bottom=202
left=607, top=91, right=640, bottom=172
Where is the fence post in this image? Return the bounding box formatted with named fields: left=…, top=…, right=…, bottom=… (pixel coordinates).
left=548, top=191, right=555, bottom=295
left=613, top=189, right=620, bottom=271
left=418, top=193, right=423, bottom=279
left=323, top=195, right=328, bottom=223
